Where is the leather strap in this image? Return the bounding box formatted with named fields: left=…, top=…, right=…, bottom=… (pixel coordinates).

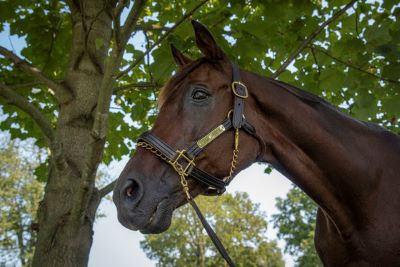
left=242, top=120, right=256, bottom=135
left=189, top=197, right=236, bottom=267
left=186, top=118, right=232, bottom=158
left=186, top=117, right=256, bottom=159
left=231, top=64, right=247, bottom=129
left=139, top=132, right=227, bottom=193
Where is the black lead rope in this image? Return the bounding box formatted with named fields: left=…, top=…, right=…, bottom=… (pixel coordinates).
left=188, top=197, right=237, bottom=267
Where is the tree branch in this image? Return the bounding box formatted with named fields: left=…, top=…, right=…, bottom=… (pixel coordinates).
left=116, top=0, right=210, bottom=80
left=312, top=45, right=400, bottom=84
left=134, top=24, right=171, bottom=32
left=112, top=0, right=128, bottom=46
left=7, top=81, right=42, bottom=90
left=310, top=46, right=321, bottom=77
left=98, top=180, right=116, bottom=198
left=272, top=0, right=358, bottom=78
left=86, top=1, right=146, bottom=168
left=119, top=0, right=147, bottom=46
left=0, top=46, right=73, bottom=102
left=114, top=0, right=129, bottom=19
left=114, top=82, right=160, bottom=93
left=71, top=0, right=147, bottom=223
left=90, top=1, right=147, bottom=153
left=0, top=83, right=55, bottom=145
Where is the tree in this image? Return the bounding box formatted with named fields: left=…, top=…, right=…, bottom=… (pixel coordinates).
left=141, top=192, right=284, bottom=267
left=272, top=187, right=321, bottom=267
left=0, top=0, right=399, bottom=266
left=0, top=136, right=45, bottom=267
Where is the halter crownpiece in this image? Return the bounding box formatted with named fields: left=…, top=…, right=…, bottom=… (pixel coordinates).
left=136, top=63, right=257, bottom=267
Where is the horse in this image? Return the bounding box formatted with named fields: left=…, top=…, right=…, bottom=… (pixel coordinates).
left=113, top=21, right=400, bottom=266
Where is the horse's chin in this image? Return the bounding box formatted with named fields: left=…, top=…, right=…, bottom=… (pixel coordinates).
left=116, top=189, right=185, bottom=234
left=139, top=198, right=174, bottom=234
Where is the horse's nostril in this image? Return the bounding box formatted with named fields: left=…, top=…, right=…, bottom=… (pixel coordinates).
left=124, top=179, right=140, bottom=200
left=120, top=179, right=143, bottom=209
left=126, top=186, right=134, bottom=197
left=118, top=177, right=143, bottom=208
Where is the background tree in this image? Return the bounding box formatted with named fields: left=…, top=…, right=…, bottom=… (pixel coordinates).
left=0, top=0, right=398, bottom=266
left=272, top=187, right=321, bottom=267
left=0, top=136, right=45, bottom=267
left=141, top=192, right=284, bottom=267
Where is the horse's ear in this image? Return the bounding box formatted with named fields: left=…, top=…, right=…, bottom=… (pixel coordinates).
left=191, top=20, right=226, bottom=60
left=170, top=44, right=193, bottom=67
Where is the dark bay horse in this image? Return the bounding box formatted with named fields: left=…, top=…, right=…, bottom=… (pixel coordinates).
left=113, top=21, right=400, bottom=266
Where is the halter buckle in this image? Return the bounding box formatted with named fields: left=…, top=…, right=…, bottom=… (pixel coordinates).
left=169, top=150, right=195, bottom=177
left=231, top=81, right=248, bottom=99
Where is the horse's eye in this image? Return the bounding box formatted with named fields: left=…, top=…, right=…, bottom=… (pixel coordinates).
left=192, top=89, right=209, bottom=100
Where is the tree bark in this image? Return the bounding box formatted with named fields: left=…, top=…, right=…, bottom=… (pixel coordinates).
left=15, top=225, right=26, bottom=266
left=32, top=1, right=114, bottom=266
left=198, top=236, right=206, bottom=267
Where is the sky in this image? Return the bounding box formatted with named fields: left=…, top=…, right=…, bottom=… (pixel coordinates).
left=88, top=162, right=295, bottom=267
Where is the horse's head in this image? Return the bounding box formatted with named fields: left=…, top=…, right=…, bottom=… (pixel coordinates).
left=113, top=21, right=261, bottom=234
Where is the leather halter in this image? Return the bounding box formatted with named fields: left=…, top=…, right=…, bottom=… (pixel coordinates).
left=138, top=64, right=255, bottom=195
left=137, top=63, right=256, bottom=267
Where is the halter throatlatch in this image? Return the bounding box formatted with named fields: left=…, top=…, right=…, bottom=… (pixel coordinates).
left=136, top=63, right=255, bottom=267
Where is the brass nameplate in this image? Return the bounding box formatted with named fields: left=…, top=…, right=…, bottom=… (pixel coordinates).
left=197, top=125, right=226, bottom=148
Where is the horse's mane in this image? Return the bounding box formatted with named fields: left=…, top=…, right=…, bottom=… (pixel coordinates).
left=267, top=78, right=325, bottom=105
left=268, top=78, right=392, bottom=133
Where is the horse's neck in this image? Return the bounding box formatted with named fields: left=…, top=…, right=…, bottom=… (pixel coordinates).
left=243, top=70, right=398, bottom=237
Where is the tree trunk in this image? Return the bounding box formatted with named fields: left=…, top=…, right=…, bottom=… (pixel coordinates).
left=198, top=236, right=206, bottom=267
left=32, top=1, right=114, bottom=266
left=16, top=225, right=26, bottom=266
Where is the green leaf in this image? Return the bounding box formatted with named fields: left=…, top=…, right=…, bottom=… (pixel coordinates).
left=34, top=161, right=48, bottom=182
left=264, top=165, right=273, bottom=174
left=382, top=95, right=400, bottom=116
left=320, top=67, right=346, bottom=93
left=364, top=22, right=392, bottom=47
left=353, top=90, right=377, bottom=120
left=151, top=43, right=174, bottom=81
left=382, top=63, right=400, bottom=81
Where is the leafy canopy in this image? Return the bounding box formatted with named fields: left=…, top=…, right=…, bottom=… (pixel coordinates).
left=0, top=136, right=45, bottom=267
left=141, top=193, right=284, bottom=266
left=141, top=192, right=284, bottom=267
left=272, top=187, right=321, bottom=267
left=1, top=0, right=399, bottom=168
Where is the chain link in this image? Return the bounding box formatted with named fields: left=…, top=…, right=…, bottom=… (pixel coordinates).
left=137, top=141, right=192, bottom=199
left=137, top=142, right=169, bottom=162
left=224, top=128, right=239, bottom=184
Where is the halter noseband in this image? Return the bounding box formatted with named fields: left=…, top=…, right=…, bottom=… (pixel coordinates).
left=136, top=63, right=257, bottom=267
